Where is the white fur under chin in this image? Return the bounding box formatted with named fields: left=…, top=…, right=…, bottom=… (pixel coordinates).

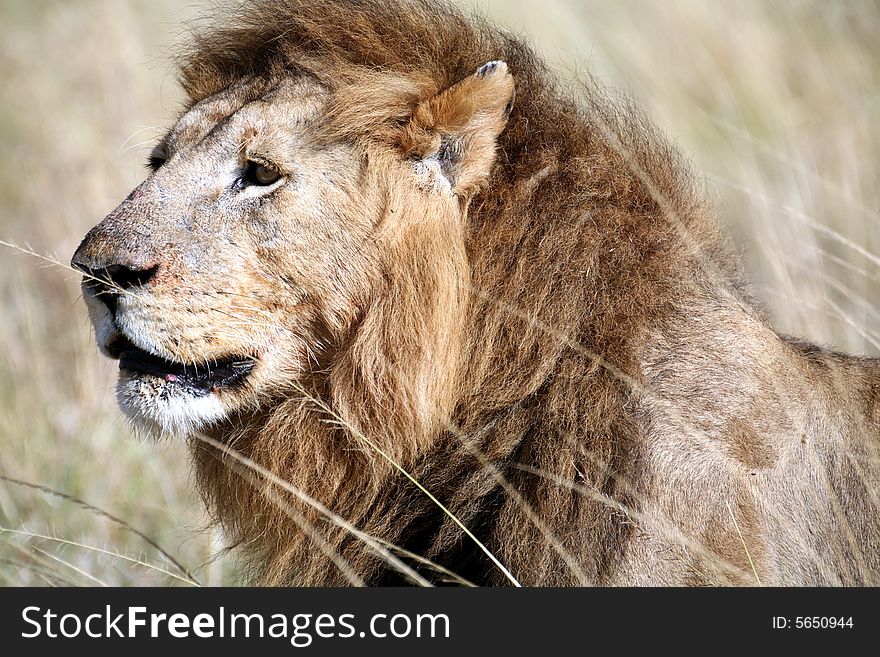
left=116, top=375, right=227, bottom=437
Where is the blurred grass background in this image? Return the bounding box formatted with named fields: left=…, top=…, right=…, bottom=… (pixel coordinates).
left=0, top=0, right=877, bottom=585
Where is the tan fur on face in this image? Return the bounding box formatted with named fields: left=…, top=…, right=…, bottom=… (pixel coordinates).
left=73, top=0, right=880, bottom=586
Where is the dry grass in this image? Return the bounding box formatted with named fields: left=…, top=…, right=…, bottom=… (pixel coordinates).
left=0, top=0, right=877, bottom=585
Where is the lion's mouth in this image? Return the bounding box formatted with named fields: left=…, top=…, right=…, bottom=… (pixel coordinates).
left=109, top=335, right=255, bottom=395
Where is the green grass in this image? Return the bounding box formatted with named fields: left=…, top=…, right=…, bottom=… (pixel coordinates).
left=1, top=0, right=877, bottom=585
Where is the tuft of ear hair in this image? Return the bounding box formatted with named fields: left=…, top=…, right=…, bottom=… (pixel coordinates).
left=402, top=60, right=515, bottom=197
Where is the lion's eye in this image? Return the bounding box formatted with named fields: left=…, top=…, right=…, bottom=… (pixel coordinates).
left=147, top=145, right=168, bottom=171
left=244, top=161, right=282, bottom=186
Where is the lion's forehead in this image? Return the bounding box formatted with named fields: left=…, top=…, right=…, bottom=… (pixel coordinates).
left=167, top=76, right=328, bottom=153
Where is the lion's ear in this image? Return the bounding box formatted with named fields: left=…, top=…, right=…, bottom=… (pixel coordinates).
left=402, top=60, right=515, bottom=196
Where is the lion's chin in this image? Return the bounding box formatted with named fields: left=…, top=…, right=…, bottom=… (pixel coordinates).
left=101, top=333, right=257, bottom=436
left=116, top=372, right=230, bottom=437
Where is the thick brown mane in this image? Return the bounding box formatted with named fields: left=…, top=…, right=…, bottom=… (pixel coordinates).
left=162, top=0, right=880, bottom=586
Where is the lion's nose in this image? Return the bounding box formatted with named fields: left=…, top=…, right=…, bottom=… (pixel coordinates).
left=71, top=248, right=160, bottom=313
left=84, top=262, right=160, bottom=290
left=71, top=253, right=160, bottom=289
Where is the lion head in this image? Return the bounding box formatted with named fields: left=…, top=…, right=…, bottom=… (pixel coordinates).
left=73, top=54, right=513, bottom=444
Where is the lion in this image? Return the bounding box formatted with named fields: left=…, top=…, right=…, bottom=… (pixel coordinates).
left=71, top=0, right=880, bottom=586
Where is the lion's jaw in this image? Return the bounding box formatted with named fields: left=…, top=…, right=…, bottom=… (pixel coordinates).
left=116, top=365, right=229, bottom=437
left=80, top=257, right=302, bottom=436
left=80, top=287, right=256, bottom=435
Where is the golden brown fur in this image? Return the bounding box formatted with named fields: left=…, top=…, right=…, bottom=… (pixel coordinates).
left=72, top=0, right=880, bottom=585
